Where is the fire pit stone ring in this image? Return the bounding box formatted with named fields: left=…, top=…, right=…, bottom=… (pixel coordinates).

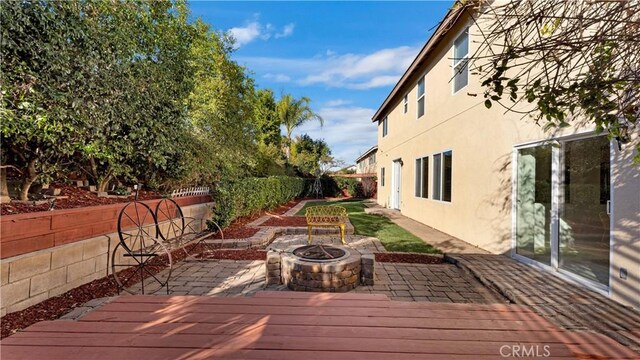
left=266, top=244, right=375, bottom=292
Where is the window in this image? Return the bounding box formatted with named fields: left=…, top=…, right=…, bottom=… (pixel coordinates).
left=414, top=157, right=429, bottom=198
left=433, top=151, right=452, bottom=202
left=369, top=154, right=375, bottom=165
left=381, top=116, right=388, bottom=137
left=381, top=167, right=385, bottom=186
left=416, top=76, right=425, bottom=118
left=453, top=29, right=469, bottom=93
left=403, top=94, right=408, bottom=114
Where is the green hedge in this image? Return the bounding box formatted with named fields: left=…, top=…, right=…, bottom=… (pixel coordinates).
left=210, top=176, right=305, bottom=228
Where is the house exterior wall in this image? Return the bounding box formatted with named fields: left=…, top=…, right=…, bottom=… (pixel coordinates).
left=375, top=13, right=639, bottom=307
left=356, top=151, right=377, bottom=174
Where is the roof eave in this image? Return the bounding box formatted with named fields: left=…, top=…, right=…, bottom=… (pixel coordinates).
left=371, top=5, right=468, bottom=122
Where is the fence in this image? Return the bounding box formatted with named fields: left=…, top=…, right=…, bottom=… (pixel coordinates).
left=171, top=186, right=210, bottom=198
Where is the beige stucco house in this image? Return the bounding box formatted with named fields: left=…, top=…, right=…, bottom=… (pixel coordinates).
left=355, top=145, right=378, bottom=175
left=373, top=6, right=639, bottom=307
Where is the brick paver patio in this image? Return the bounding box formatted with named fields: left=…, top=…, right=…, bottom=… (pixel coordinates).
left=126, top=234, right=506, bottom=304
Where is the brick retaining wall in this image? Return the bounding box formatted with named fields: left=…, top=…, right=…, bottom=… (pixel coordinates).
left=0, top=201, right=212, bottom=316
left=0, top=195, right=210, bottom=259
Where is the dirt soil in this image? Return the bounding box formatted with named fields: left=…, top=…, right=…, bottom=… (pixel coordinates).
left=260, top=216, right=307, bottom=227
left=375, top=252, right=444, bottom=264
left=1, top=185, right=161, bottom=215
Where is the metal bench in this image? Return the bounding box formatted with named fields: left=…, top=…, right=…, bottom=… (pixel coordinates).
left=305, top=205, right=348, bottom=245
left=111, top=197, right=223, bottom=294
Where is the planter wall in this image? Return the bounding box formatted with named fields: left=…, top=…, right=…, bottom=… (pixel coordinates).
left=1, top=195, right=210, bottom=259
left=0, top=200, right=212, bottom=316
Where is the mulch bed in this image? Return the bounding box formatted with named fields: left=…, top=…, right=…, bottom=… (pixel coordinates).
left=1, top=185, right=160, bottom=215
left=375, top=252, right=444, bottom=264
left=260, top=216, right=307, bottom=227
left=0, top=276, right=120, bottom=339
left=208, top=199, right=302, bottom=239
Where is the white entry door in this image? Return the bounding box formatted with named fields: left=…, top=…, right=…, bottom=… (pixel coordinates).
left=391, top=160, right=402, bottom=210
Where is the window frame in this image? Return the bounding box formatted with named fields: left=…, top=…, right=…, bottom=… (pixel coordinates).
left=381, top=116, right=388, bottom=137
left=380, top=167, right=385, bottom=186
left=416, top=75, right=425, bottom=119
left=403, top=94, right=408, bottom=114
left=414, top=156, right=429, bottom=199
left=432, top=150, right=453, bottom=203
left=452, top=27, right=469, bottom=95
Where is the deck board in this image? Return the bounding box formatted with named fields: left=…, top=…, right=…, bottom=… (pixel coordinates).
left=1, top=292, right=637, bottom=359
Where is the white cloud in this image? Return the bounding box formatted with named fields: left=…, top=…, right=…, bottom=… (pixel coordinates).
left=237, top=45, right=420, bottom=89
left=291, top=106, right=378, bottom=163
left=325, top=99, right=352, bottom=107
left=263, top=73, right=291, bottom=82
left=228, top=20, right=295, bottom=48
left=275, top=23, right=295, bottom=38
left=229, top=22, right=261, bottom=47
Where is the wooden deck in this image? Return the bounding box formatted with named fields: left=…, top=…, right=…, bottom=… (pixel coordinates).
left=1, top=292, right=636, bottom=359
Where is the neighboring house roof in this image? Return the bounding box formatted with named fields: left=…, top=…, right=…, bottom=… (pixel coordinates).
left=355, top=145, right=379, bottom=163
left=371, top=4, right=468, bottom=122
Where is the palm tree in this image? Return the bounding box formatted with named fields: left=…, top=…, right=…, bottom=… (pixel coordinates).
left=276, top=94, right=324, bottom=160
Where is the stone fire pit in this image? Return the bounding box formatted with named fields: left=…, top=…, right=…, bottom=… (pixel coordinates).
left=266, top=244, right=374, bottom=292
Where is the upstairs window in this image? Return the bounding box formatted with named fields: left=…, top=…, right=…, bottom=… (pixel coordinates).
left=369, top=154, right=375, bottom=165
left=403, top=94, right=408, bottom=114
left=381, top=116, right=388, bottom=137
left=417, top=76, right=425, bottom=118
left=453, top=29, right=469, bottom=93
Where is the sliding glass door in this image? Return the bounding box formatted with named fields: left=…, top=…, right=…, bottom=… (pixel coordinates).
left=558, top=136, right=610, bottom=286
left=514, top=136, right=610, bottom=287
left=515, top=145, right=552, bottom=265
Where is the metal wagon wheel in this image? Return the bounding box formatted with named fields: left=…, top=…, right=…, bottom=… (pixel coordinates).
left=155, top=198, right=194, bottom=258
left=111, top=238, right=172, bottom=295
left=155, top=198, right=185, bottom=242
left=118, top=201, right=158, bottom=253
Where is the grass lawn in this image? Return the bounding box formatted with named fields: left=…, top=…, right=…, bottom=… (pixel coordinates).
left=297, top=199, right=441, bottom=254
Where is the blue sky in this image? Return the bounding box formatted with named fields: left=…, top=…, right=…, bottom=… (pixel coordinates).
left=189, top=1, right=454, bottom=164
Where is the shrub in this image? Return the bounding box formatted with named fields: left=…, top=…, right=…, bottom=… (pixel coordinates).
left=209, top=176, right=304, bottom=228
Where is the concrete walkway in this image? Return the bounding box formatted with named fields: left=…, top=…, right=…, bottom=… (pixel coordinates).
left=365, top=201, right=640, bottom=354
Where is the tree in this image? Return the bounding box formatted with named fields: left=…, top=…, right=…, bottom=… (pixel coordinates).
left=291, top=134, right=331, bottom=175
left=186, top=19, right=258, bottom=183
left=254, top=89, right=281, bottom=147
left=464, top=0, right=639, bottom=161
left=276, top=94, right=324, bottom=160
left=1, top=1, right=197, bottom=196
left=74, top=1, right=195, bottom=192
left=1, top=1, right=90, bottom=200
